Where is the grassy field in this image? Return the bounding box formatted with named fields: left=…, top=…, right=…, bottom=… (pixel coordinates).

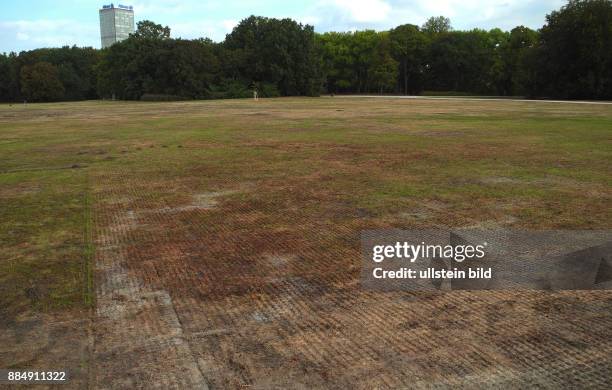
left=1, top=97, right=611, bottom=388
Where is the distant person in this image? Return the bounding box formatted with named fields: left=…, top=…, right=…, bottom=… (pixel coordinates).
left=253, top=88, right=259, bottom=101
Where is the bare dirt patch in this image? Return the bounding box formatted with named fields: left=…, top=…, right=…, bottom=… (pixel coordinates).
left=92, top=185, right=209, bottom=389
left=89, top=168, right=612, bottom=388
left=0, top=311, right=91, bottom=388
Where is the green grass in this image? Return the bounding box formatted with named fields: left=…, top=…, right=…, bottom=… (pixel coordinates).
left=0, top=169, right=89, bottom=315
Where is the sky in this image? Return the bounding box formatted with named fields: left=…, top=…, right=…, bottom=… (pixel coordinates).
left=0, top=0, right=567, bottom=53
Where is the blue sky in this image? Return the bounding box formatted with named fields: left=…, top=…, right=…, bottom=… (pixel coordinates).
left=1, top=0, right=567, bottom=53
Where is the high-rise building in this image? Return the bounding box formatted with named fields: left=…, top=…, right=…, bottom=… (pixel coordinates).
left=99, top=4, right=135, bottom=49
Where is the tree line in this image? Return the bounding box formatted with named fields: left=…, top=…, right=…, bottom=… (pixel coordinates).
left=0, top=0, right=610, bottom=102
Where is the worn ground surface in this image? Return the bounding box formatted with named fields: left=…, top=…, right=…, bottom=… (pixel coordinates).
left=1, top=97, right=611, bottom=389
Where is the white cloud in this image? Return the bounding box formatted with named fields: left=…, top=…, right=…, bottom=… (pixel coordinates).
left=422, top=0, right=565, bottom=29
left=16, top=32, right=30, bottom=41
left=0, top=19, right=98, bottom=52
left=332, top=0, right=391, bottom=23
left=131, top=0, right=191, bottom=15
left=171, top=19, right=237, bottom=41
left=130, top=0, right=222, bottom=18
left=0, top=0, right=570, bottom=52
left=222, top=19, right=238, bottom=32
left=301, top=0, right=392, bottom=32
left=304, top=0, right=567, bottom=33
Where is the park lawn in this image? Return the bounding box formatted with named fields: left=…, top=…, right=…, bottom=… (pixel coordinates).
left=1, top=97, right=611, bottom=318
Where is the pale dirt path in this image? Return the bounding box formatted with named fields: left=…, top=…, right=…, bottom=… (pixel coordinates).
left=335, top=95, right=612, bottom=105
left=90, top=176, right=209, bottom=390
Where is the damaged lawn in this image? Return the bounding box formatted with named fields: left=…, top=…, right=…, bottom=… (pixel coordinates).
left=0, top=97, right=611, bottom=388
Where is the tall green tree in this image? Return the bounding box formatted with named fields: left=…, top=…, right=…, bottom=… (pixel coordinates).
left=10, top=46, right=100, bottom=101
left=224, top=16, right=321, bottom=96
left=0, top=54, right=12, bottom=101
left=496, top=26, right=538, bottom=95
left=97, top=29, right=219, bottom=100
left=534, top=0, right=612, bottom=99
left=484, top=28, right=510, bottom=95
left=0, top=53, right=23, bottom=102
left=317, top=32, right=355, bottom=92
left=349, top=30, right=381, bottom=92
left=422, top=16, right=452, bottom=35
left=133, top=20, right=171, bottom=40
left=389, top=24, right=428, bottom=94
left=20, top=62, right=65, bottom=102
left=425, top=30, right=497, bottom=93
left=370, top=33, right=398, bottom=93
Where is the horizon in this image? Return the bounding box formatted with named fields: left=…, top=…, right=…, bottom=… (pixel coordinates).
left=0, top=0, right=567, bottom=53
